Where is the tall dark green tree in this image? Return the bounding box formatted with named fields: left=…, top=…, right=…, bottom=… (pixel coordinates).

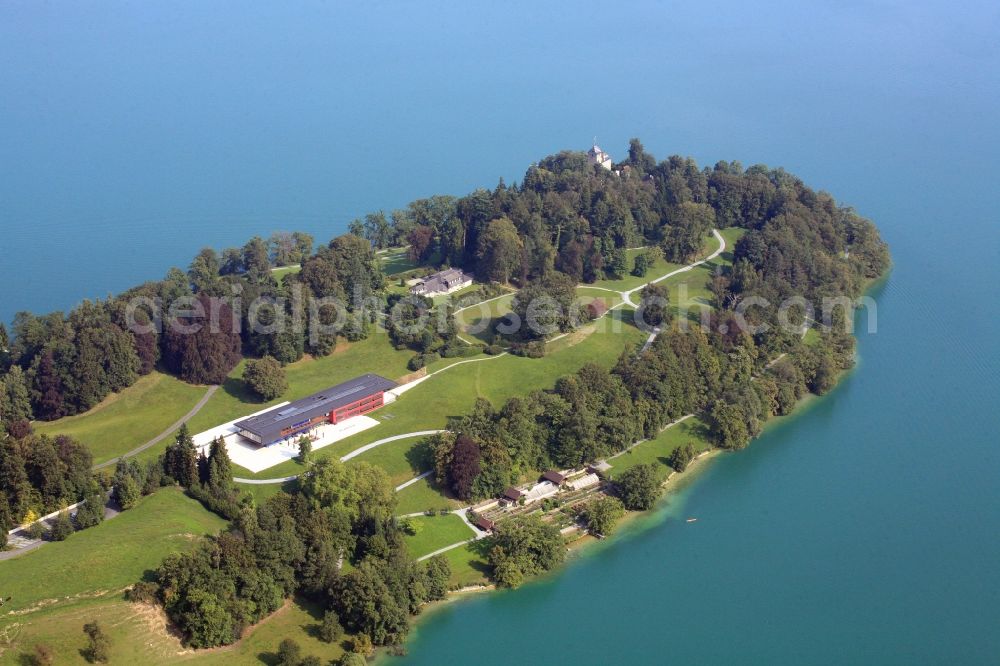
left=208, top=436, right=233, bottom=495
left=165, top=423, right=199, bottom=488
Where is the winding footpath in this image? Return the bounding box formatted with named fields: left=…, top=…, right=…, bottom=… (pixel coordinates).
left=621, top=228, right=726, bottom=308
left=93, top=384, right=220, bottom=471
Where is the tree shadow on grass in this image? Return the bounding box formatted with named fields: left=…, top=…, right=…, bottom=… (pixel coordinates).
left=221, top=376, right=262, bottom=405
left=404, top=438, right=434, bottom=474
left=256, top=651, right=280, bottom=665
left=460, top=539, right=494, bottom=577
left=687, top=419, right=712, bottom=441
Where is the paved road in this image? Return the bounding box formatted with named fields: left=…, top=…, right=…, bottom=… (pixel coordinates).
left=93, top=384, right=220, bottom=471
left=1, top=493, right=118, bottom=561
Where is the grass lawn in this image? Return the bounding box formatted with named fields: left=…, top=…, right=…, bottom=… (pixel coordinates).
left=0, top=487, right=227, bottom=616
left=442, top=542, right=491, bottom=588
left=33, top=371, right=207, bottom=466
left=574, top=287, right=625, bottom=311
left=454, top=293, right=515, bottom=343
left=402, top=514, right=475, bottom=560
left=379, top=247, right=419, bottom=276
left=605, top=417, right=714, bottom=480
left=585, top=246, right=687, bottom=292
left=396, top=477, right=463, bottom=515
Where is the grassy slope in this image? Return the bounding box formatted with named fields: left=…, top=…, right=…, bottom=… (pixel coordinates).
left=402, top=514, right=475, bottom=560
left=33, top=372, right=207, bottom=466
left=0, top=488, right=227, bottom=615
left=0, top=596, right=347, bottom=666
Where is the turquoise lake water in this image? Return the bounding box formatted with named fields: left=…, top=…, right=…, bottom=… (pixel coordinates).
left=2, top=1, right=999, bottom=663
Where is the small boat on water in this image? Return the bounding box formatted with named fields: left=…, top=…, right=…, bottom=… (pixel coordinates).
left=686, top=517, right=698, bottom=523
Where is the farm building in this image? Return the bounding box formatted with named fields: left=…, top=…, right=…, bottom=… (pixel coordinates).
left=502, top=487, right=525, bottom=504
left=475, top=516, right=496, bottom=532
left=542, top=470, right=567, bottom=485
left=234, top=374, right=397, bottom=446
left=410, top=268, right=473, bottom=297
left=522, top=481, right=559, bottom=504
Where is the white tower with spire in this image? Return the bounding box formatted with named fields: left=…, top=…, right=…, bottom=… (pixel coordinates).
left=587, top=139, right=613, bottom=170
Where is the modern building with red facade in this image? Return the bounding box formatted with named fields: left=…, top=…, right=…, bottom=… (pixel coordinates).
left=234, top=373, right=397, bottom=446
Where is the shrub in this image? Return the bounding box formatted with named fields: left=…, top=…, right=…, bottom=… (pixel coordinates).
left=28, top=644, right=54, bottom=666
left=318, top=610, right=344, bottom=643
left=667, top=442, right=697, bottom=473
left=509, top=340, right=545, bottom=358
left=26, top=513, right=45, bottom=540
left=484, top=344, right=505, bottom=355
left=276, top=638, right=301, bottom=666
left=297, top=436, right=312, bottom=464
left=125, top=581, right=159, bottom=604
left=48, top=511, right=75, bottom=541
left=583, top=496, right=625, bottom=536
left=243, top=356, right=288, bottom=401
left=114, top=474, right=141, bottom=510
left=347, top=633, right=374, bottom=655
left=83, top=621, right=111, bottom=663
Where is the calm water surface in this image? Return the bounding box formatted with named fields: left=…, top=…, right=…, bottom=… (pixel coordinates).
left=2, top=1, right=998, bottom=663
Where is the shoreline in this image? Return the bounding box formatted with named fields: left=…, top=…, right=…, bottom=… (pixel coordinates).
left=394, top=278, right=889, bottom=657
left=397, top=447, right=724, bottom=648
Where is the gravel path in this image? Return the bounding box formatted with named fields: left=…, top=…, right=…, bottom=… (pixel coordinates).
left=93, top=384, right=220, bottom=470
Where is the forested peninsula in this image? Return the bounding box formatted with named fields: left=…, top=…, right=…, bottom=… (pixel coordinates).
left=0, top=140, right=889, bottom=663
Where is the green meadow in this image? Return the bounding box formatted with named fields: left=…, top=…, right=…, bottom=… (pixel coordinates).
left=0, top=488, right=226, bottom=616
left=402, top=514, right=475, bottom=560
left=33, top=372, right=207, bottom=466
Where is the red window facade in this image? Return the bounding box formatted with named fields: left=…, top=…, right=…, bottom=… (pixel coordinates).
left=330, top=391, right=385, bottom=424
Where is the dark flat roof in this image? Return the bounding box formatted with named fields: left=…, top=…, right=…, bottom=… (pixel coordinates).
left=235, top=373, right=397, bottom=442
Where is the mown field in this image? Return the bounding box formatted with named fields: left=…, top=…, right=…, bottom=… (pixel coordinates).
left=402, top=514, right=475, bottom=560
left=395, top=476, right=463, bottom=515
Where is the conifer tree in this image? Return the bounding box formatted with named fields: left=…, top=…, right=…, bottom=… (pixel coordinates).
left=165, top=423, right=199, bottom=488
left=208, top=436, right=233, bottom=494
